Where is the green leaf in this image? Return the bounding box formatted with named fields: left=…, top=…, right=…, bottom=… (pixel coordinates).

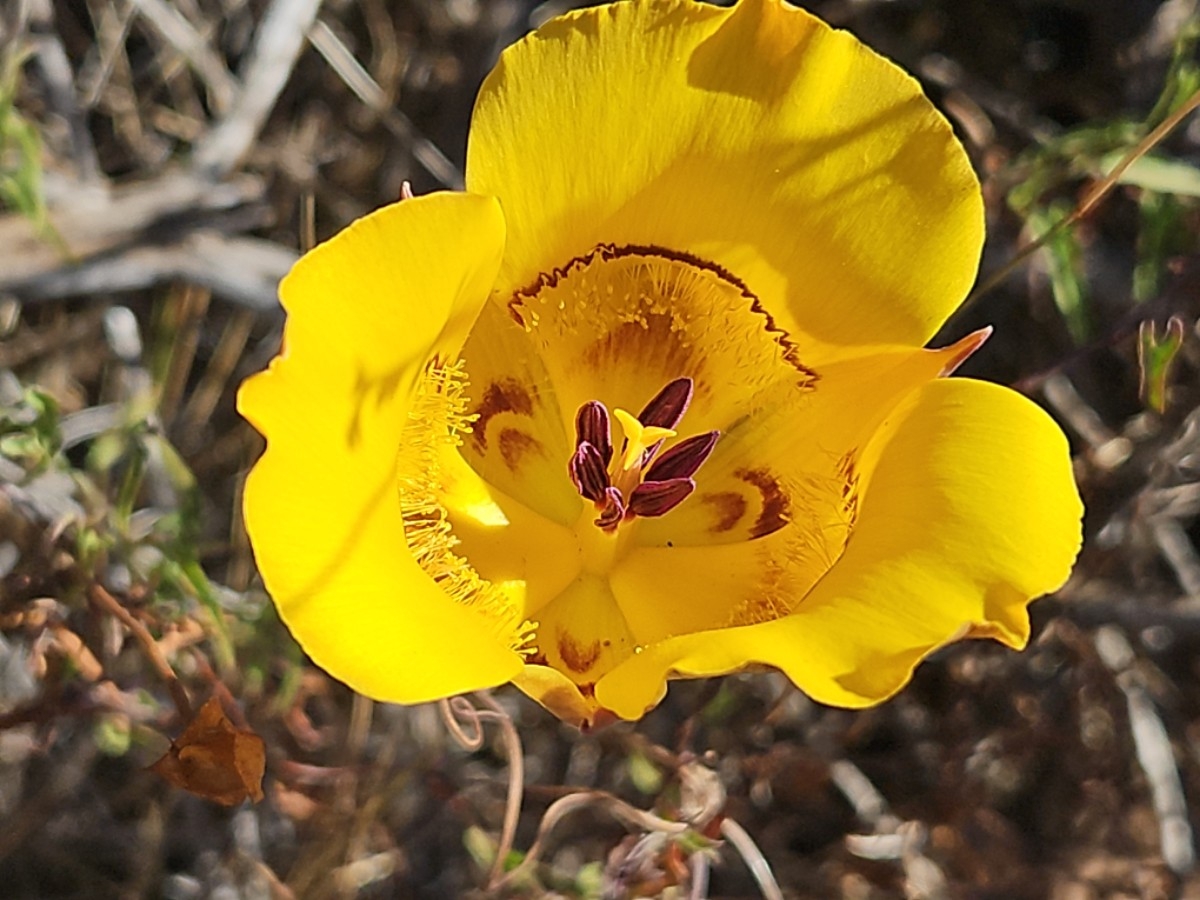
left=1134, top=191, right=1187, bottom=303
left=462, top=825, right=505, bottom=873
left=1138, top=317, right=1186, bottom=413
left=93, top=713, right=133, bottom=757
left=1029, top=203, right=1089, bottom=342
left=1104, top=152, right=1200, bottom=197
left=627, top=749, right=664, bottom=796
left=0, top=43, right=63, bottom=248
left=574, top=861, right=604, bottom=898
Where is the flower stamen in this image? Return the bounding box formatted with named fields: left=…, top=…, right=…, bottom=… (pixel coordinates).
left=567, top=377, right=719, bottom=532
left=637, top=374, right=693, bottom=428
left=396, top=360, right=536, bottom=654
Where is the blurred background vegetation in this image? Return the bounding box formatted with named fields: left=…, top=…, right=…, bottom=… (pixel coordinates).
left=2, top=0, right=1200, bottom=897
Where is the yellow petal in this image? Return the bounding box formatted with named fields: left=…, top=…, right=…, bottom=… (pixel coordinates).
left=535, top=573, right=638, bottom=686
left=491, top=246, right=815, bottom=448
left=468, top=0, right=983, bottom=350
left=239, top=193, right=524, bottom=703
left=437, top=443, right=581, bottom=617
left=457, top=301, right=581, bottom=525
left=635, top=333, right=985, bottom=547
left=595, top=378, right=1082, bottom=718
left=611, top=337, right=994, bottom=650
left=511, top=665, right=611, bottom=729
left=612, top=528, right=824, bottom=646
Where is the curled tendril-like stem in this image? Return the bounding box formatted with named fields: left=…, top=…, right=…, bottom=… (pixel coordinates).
left=687, top=850, right=710, bottom=900
left=439, top=695, right=783, bottom=899
left=720, top=817, right=784, bottom=900
left=492, top=788, right=690, bottom=892
left=438, top=691, right=524, bottom=890
left=441, top=696, right=485, bottom=749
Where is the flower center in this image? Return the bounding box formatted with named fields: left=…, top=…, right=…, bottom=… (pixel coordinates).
left=423, top=243, right=838, bottom=696
left=568, top=377, right=719, bottom=533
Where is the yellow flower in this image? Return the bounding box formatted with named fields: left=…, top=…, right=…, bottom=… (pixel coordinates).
left=239, top=0, right=1083, bottom=728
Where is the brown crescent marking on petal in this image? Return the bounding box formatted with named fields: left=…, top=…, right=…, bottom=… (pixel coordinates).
left=470, top=379, right=535, bottom=451
left=735, top=468, right=791, bottom=538
left=582, top=313, right=700, bottom=386
left=509, top=243, right=819, bottom=383
left=498, top=428, right=543, bottom=472
left=702, top=491, right=749, bottom=533
left=558, top=631, right=602, bottom=674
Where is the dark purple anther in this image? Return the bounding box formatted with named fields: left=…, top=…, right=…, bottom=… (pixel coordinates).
left=628, top=478, right=695, bottom=518
left=637, top=377, right=693, bottom=430
left=570, top=380, right=716, bottom=530
left=569, top=443, right=610, bottom=503
left=575, top=401, right=613, bottom=466
left=594, top=486, right=626, bottom=531
left=644, top=431, right=719, bottom=483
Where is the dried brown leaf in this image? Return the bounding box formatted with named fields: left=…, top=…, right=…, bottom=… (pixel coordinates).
left=150, top=696, right=265, bottom=805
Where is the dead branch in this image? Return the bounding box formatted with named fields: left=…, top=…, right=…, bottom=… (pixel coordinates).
left=192, top=0, right=325, bottom=176
left=0, top=170, right=292, bottom=310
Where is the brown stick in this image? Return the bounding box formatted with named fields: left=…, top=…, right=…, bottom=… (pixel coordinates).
left=964, top=86, right=1200, bottom=308
left=87, top=584, right=193, bottom=721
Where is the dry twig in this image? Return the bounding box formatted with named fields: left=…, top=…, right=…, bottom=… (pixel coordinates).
left=193, top=0, right=325, bottom=175
left=87, top=584, right=192, bottom=722
left=126, top=0, right=238, bottom=114
left=1095, top=626, right=1196, bottom=876
left=307, top=19, right=462, bottom=188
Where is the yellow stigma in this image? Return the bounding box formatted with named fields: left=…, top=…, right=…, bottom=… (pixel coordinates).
left=612, top=407, right=675, bottom=474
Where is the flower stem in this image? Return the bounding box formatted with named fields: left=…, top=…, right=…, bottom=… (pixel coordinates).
left=439, top=691, right=525, bottom=889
